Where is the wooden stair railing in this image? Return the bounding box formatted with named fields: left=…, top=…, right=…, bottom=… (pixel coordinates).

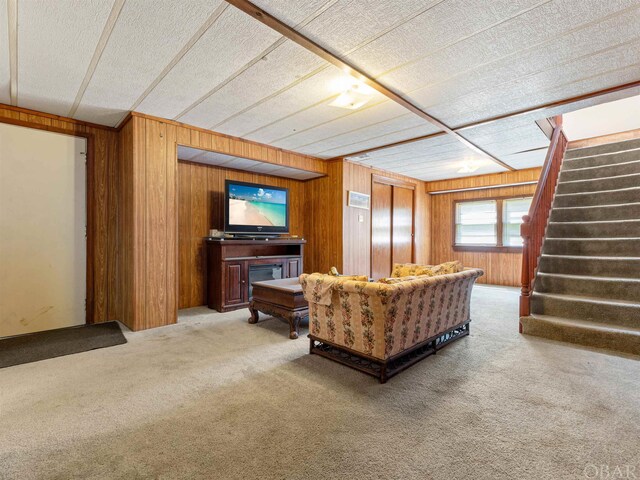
left=520, top=116, right=568, bottom=324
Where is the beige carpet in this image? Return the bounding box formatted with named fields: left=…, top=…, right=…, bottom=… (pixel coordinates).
left=0, top=286, right=638, bottom=480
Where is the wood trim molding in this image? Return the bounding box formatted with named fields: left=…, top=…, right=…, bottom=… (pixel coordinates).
left=425, top=167, right=541, bottom=193
left=428, top=180, right=537, bottom=195
left=567, top=127, right=640, bottom=149
left=0, top=103, right=117, bottom=132
left=372, top=173, right=416, bottom=189
left=225, top=0, right=514, bottom=172
left=340, top=79, right=640, bottom=159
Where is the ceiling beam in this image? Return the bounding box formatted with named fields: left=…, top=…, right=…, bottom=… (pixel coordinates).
left=225, top=0, right=515, bottom=171
left=340, top=78, right=640, bottom=159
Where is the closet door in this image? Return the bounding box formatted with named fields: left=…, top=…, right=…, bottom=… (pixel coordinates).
left=0, top=123, right=86, bottom=337
left=392, top=186, right=414, bottom=265
left=370, top=177, right=416, bottom=279
left=371, top=182, right=393, bottom=279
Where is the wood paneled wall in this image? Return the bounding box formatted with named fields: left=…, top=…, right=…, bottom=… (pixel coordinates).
left=0, top=103, right=120, bottom=325
left=428, top=169, right=541, bottom=287
left=178, top=160, right=307, bottom=309
left=1, top=104, right=539, bottom=330
left=303, top=160, right=430, bottom=277
left=342, top=161, right=430, bottom=276
left=118, top=112, right=326, bottom=330
left=426, top=168, right=541, bottom=192
left=303, top=161, right=344, bottom=275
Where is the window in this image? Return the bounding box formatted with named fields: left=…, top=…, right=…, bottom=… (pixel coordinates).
left=454, top=196, right=532, bottom=251
left=502, top=197, right=531, bottom=247
left=455, top=200, right=497, bottom=246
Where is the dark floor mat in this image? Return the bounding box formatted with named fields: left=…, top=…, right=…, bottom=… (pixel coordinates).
left=0, top=321, right=127, bottom=368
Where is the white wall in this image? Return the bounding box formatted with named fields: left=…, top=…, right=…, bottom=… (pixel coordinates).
left=563, top=95, right=640, bottom=141
left=0, top=122, right=86, bottom=337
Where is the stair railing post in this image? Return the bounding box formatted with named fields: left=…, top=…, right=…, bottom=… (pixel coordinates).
left=520, top=216, right=532, bottom=326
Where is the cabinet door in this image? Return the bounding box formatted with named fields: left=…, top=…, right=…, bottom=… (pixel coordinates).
left=288, top=259, right=300, bottom=278
left=225, top=262, right=245, bottom=305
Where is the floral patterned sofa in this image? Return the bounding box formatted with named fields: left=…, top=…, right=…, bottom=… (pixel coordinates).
left=300, top=265, right=484, bottom=383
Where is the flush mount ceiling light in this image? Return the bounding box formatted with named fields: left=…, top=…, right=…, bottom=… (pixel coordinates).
left=457, top=161, right=482, bottom=173
left=329, top=78, right=376, bottom=110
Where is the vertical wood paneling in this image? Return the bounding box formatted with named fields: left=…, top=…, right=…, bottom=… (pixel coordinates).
left=339, top=160, right=430, bottom=276
left=106, top=130, right=120, bottom=321
left=0, top=106, right=328, bottom=331
left=145, top=119, right=168, bottom=330
left=343, top=161, right=372, bottom=276
left=92, top=131, right=109, bottom=322
left=132, top=116, right=147, bottom=328
left=165, top=123, right=178, bottom=325
left=304, top=161, right=343, bottom=275
left=190, top=163, right=208, bottom=306
left=178, top=162, right=192, bottom=309
left=119, top=119, right=134, bottom=329
left=177, top=160, right=308, bottom=308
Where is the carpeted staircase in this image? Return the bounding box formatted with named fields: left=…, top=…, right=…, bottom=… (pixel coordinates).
left=521, top=137, right=640, bottom=355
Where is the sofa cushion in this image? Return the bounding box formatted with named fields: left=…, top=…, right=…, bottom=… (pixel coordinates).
left=392, top=261, right=463, bottom=277
left=391, top=263, right=421, bottom=277
left=301, top=273, right=368, bottom=305
left=426, top=261, right=463, bottom=275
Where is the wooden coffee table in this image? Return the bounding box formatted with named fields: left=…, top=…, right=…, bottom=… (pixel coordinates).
left=248, top=278, right=309, bottom=339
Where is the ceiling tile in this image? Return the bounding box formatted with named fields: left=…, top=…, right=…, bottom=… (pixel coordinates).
left=382, top=1, right=639, bottom=95
left=179, top=40, right=328, bottom=130
left=0, top=0, right=10, bottom=104
left=17, top=0, right=114, bottom=115
left=74, top=0, right=224, bottom=126
left=136, top=7, right=281, bottom=120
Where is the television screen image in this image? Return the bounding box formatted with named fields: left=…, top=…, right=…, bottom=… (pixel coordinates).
left=226, top=182, right=288, bottom=230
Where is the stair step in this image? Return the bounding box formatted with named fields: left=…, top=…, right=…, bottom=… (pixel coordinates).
left=542, top=237, right=640, bottom=256
left=553, top=186, right=640, bottom=208
left=536, top=272, right=640, bottom=302
left=520, top=314, right=640, bottom=356
left=531, top=292, right=640, bottom=329
left=550, top=202, right=640, bottom=222
left=538, top=254, right=640, bottom=278
left=560, top=159, right=640, bottom=181
left=565, top=137, right=640, bottom=159
left=546, top=220, right=640, bottom=238
left=563, top=148, right=640, bottom=170
left=556, top=173, right=640, bottom=194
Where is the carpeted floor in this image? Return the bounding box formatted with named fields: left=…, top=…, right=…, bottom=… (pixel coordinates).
left=0, top=286, right=638, bottom=480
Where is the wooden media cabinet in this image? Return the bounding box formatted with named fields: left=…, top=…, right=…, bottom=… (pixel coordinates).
left=206, top=238, right=305, bottom=312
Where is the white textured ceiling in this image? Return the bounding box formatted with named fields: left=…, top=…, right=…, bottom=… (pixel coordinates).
left=2, top=0, right=639, bottom=180
left=177, top=145, right=323, bottom=180
left=0, top=0, right=9, bottom=104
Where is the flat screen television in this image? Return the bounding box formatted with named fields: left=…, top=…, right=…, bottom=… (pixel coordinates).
left=224, top=180, right=289, bottom=235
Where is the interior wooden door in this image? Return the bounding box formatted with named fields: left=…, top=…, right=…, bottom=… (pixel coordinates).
left=392, top=186, right=414, bottom=265
left=371, top=182, right=393, bottom=279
